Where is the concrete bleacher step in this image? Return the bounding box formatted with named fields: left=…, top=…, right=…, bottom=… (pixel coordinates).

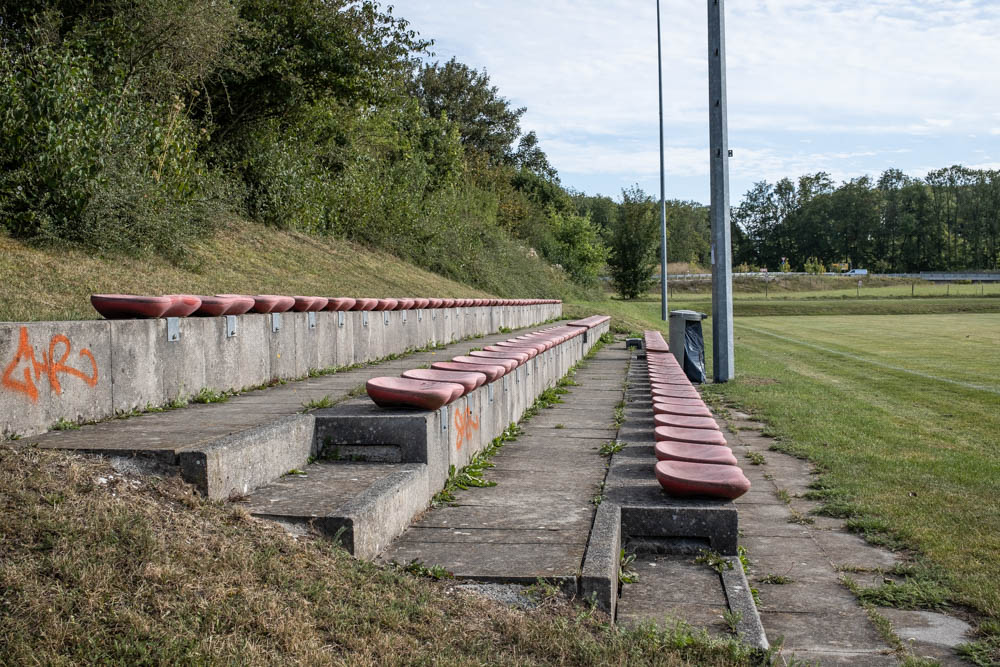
left=239, top=460, right=428, bottom=559
left=26, top=320, right=572, bottom=500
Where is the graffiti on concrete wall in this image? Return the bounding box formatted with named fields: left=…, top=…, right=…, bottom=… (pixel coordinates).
left=453, top=404, right=480, bottom=451
left=2, top=327, right=99, bottom=403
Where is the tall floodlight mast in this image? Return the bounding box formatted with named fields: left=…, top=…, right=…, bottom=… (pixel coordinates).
left=656, top=0, right=668, bottom=320
left=708, top=0, right=735, bottom=381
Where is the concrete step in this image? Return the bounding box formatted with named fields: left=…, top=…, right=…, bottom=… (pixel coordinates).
left=27, top=320, right=574, bottom=499
left=240, top=460, right=429, bottom=560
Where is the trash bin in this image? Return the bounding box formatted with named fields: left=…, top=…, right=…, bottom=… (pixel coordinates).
left=668, top=310, right=708, bottom=384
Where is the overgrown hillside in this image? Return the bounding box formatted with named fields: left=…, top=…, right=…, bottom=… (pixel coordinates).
left=0, top=221, right=587, bottom=322
left=0, top=0, right=615, bottom=295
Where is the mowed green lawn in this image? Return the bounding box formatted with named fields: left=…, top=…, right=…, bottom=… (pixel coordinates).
left=704, top=313, right=1000, bottom=619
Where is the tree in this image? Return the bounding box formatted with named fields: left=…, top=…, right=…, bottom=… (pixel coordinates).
left=608, top=186, right=659, bottom=299
left=410, top=56, right=524, bottom=165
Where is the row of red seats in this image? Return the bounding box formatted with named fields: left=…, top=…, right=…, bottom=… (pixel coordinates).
left=365, top=317, right=606, bottom=411
left=89, top=294, right=560, bottom=320
left=643, top=330, right=751, bottom=500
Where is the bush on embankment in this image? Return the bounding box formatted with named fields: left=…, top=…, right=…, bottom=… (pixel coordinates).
left=0, top=0, right=604, bottom=299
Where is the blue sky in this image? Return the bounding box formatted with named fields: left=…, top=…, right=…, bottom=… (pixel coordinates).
left=390, top=0, right=1000, bottom=205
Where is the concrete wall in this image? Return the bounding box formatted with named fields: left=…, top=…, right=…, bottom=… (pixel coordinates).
left=315, top=320, right=610, bottom=494
left=1, top=304, right=561, bottom=439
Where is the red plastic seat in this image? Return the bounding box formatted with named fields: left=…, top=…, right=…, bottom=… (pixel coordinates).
left=194, top=295, right=240, bottom=317
left=470, top=349, right=529, bottom=365
left=441, top=298, right=456, bottom=308
left=651, top=386, right=701, bottom=400
left=427, top=298, right=444, bottom=308
left=372, top=298, right=397, bottom=311
left=366, top=377, right=464, bottom=410
left=653, top=413, right=720, bottom=431
left=655, top=441, right=738, bottom=466
left=431, top=360, right=506, bottom=382
left=652, top=396, right=708, bottom=408
left=484, top=344, right=537, bottom=359
left=163, top=295, right=202, bottom=317
left=401, top=368, right=487, bottom=394
left=307, top=297, right=328, bottom=312
left=91, top=294, right=173, bottom=319
left=291, top=296, right=317, bottom=312
left=352, top=298, right=379, bottom=311
left=652, top=401, right=713, bottom=418
left=215, top=295, right=256, bottom=315
left=414, top=298, right=430, bottom=309
left=251, top=295, right=294, bottom=314
left=325, top=297, right=356, bottom=311
left=395, top=298, right=416, bottom=310
left=654, top=460, right=750, bottom=499
left=654, top=425, right=728, bottom=446
left=452, top=355, right=516, bottom=373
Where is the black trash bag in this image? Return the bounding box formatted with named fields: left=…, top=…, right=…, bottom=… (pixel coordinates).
left=683, top=321, right=707, bottom=384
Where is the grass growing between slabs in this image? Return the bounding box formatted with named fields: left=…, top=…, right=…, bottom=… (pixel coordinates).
left=698, top=314, right=1000, bottom=637
left=0, top=445, right=767, bottom=666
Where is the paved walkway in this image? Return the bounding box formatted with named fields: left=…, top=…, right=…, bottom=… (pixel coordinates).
left=727, top=411, right=969, bottom=666
left=378, top=344, right=629, bottom=584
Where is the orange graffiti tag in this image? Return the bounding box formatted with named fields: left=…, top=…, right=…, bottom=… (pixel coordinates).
left=453, top=404, right=480, bottom=451
left=2, top=327, right=99, bottom=403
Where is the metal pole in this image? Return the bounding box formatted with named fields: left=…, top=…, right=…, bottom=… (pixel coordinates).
left=708, top=0, right=734, bottom=382
left=657, top=0, right=668, bottom=321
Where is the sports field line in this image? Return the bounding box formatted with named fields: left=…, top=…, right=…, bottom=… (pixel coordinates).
left=737, top=323, right=1000, bottom=396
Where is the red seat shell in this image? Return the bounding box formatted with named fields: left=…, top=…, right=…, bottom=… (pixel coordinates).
left=163, top=295, right=202, bottom=318
left=654, top=425, right=728, bottom=446
left=251, top=295, right=294, bottom=314
left=216, top=295, right=256, bottom=315
left=431, top=360, right=505, bottom=382
left=652, top=401, right=713, bottom=418
left=307, top=297, right=328, bottom=312
left=366, top=377, right=464, bottom=410
left=352, top=298, right=379, bottom=311
left=470, top=350, right=529, bottom=365
left=194, top=295, right=239, bottom=317
left=373, top=298, right=398, bottom=311
left=90, top=294, right=173, bottom=319
left=654, top=460, right=750, bottom=499
left=654, top=413, right=720, bottom=431
left=325, top=297, right=356, bottom=311
left=655, top=441, right=738, bottom=466
left=291, top=296, right=317, bottom=312
left=651, top=386, right=701, bottom=400
left=452, top=355, right=516, bottom=373
left=484, top=344, right=537, bottom=359
left=401, top=369, right=487, bottom=394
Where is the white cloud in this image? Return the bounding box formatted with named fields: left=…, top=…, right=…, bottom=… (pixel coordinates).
left=391, top=0, right=1000, bottom=199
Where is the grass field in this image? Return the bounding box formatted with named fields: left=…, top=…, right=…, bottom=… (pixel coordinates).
left=706, top=314, right=1000, bottom=617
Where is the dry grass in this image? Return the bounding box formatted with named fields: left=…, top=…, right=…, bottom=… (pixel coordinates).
left=0, top=222, right=497, bottom=322
left=0, top=444, right=765, bottom=665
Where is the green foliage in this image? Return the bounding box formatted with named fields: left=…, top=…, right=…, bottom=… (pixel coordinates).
left=803, top=256, right=826, bottom=274
left=733, top=166, right=1000, bottom=272
left=618, top=549, right=639, bottom=584
left=608, top=186, right=660, bottom=299
left=0, top=38, right=227, bottom=254
left=0, top=0, right=603, bottom=296
left=410, top=56, right=524, bottom=166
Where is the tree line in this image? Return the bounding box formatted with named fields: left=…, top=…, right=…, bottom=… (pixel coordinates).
left=0, top=0, right=618, bottom=296
left=732, top=166, right=1000, bottom=273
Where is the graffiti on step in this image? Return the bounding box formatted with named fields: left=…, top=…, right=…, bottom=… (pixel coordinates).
left=2, top=327, right=99, bottom=403
left=453, top=404, right=480, bottom=451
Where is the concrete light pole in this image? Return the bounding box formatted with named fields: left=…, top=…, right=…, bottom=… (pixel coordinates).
left=657, top=0, right=669, bottom=321
left=708, top=0, right=735, bottom=381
